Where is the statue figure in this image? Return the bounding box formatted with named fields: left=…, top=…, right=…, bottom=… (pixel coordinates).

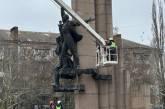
left=54, top=21, right=74, bottom=86
left=60, top=7, right=82, bottom=69
left=53, top=7, right=95, bottom=86
left=54, top=35, right=74, bottom=86
left=60, top=7, right=94, bottom=68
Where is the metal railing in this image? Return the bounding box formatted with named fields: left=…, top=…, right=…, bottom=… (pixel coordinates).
left=96, top=45, right=118, bottom=66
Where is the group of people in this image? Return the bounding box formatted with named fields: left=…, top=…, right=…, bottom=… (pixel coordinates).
left=49, top=99, right=63, bottom=109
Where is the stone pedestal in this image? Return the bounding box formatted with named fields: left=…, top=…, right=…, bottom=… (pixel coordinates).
left=94, top=1, right=115, bottom=108
left=72, top=1, right=99, bottom=109
left=71, top=1, right=122, bottom=109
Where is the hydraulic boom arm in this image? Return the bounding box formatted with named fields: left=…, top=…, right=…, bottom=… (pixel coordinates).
left=53, top=0, right=106, bottom=46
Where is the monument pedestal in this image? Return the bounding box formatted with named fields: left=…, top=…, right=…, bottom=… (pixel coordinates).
left=71, top=0, right=116, bottom=109
left=53, top=84, right=85, bottom=92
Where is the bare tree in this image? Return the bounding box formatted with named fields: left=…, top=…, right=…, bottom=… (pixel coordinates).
left=151, top=0, right=165, bottom=108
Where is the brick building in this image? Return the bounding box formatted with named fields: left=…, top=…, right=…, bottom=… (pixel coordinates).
left=0, top=27, right=57, bottom=109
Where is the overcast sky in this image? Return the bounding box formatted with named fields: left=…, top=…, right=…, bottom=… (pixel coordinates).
left=0, top=0, right=153, bottom=45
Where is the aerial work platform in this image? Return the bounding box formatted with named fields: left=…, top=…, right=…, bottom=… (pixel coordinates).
left=96, top=45, right=118, bottom=66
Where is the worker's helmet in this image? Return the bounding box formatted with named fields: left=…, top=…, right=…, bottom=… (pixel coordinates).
left=57, top=100, right=61, bottom=104
left=109, top=37, right=113, bottom=41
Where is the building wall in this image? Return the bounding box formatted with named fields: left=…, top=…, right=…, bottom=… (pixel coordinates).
left=123, top=45, right=153, bottom=109
left=0, top=28, right=57, bottom=108
left=1, top=41, right=55, bottom=90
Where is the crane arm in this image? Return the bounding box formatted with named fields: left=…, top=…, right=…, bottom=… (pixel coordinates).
left=52, top=0, right=106, bottom=46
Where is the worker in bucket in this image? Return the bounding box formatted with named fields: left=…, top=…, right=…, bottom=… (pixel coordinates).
left=106, top=37, right=117, bottom=61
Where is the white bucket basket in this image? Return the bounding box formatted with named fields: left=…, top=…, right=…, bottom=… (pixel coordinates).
left=96, top=45, right=118, bottom=66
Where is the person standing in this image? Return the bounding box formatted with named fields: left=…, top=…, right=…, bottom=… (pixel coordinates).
left=49, top=100, right=55, bottom=109
left=106, top=37, right=117, bottom=61
left=56, top=100, right=63, bottom=109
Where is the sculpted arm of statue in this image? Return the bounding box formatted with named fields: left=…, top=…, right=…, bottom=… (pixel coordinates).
left=61, top=7, right=66, bottom=22
left=58, top=21, right=63, bottom=33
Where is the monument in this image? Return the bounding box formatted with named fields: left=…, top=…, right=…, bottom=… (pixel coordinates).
left=52, top=0, right=123, bottom=109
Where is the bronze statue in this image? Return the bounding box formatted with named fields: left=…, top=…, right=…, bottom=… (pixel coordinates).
left=60, top=7, right=82, bottom=68
left=54, top=21, right=74, bottom=86
left=53, top=7, right=94, bottom=86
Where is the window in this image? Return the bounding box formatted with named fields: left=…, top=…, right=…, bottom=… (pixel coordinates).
left=0, top=48, right=4, bottom=60
left=133, top=52, right=150, bottom=64
left=33, top=49, right=51, bottom=61
left=22, top=47, right=33, bottom=60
